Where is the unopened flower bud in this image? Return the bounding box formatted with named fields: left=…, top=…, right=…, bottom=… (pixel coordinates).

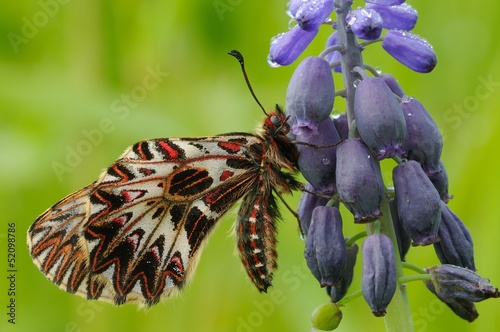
left=388, top=198, right=411, bottom=261
left=382, top=29, right=437, bottom=73
left=336, top=139, right=385, bottom=223
left=393, top=160, right=441, bottom=246
left=428, top=160, right=452, bottom=203
left=362, top=234, right=397, bottom=317
left=424, top=278, right=479, bottom=322
left=354, top=77, right=407, bottom=159
left=286, top=56, right=335, bottom=136
left=325, top=32, right=342, bottom=72
left=297, top=118, right=340, bottom=192
left=400, top=96, right=442, bottom=175
left=426, top=265, right=499, bottom=302
left=269, top=25, right=318, bottom=66
left=332, top=113, right=349, bottom=140
left=294, top=0, right=334, bottom=31
left=297, top=183, right=332, bottom=236
left=434, top=202, right=475, bottom=270
left=380, top=73, right=405, bottom=98
left=305, top=206, right=347, bottom=286
left=311, top=302, right=343, bottom=331
left=365, top=3, right=418, bottom=31
left=346, top=8, right=383, bottom=40
left=327, top=241, right=358, bottom=302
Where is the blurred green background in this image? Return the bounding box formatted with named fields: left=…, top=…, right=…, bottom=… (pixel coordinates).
left=1, top=1, right=499, bottom=331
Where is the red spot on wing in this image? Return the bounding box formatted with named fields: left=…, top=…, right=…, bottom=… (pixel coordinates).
left=121, top=189, right=146, bottom=203
left=220, top=170, right=234, bottom=181
left=158, top=140, right=180, bottom=159
left=139, top=167, right=155, bottom=176
left=149, top=246, right=161, bottom=264
left=111, top=213, right=131, bottom=226
left=218, top=141, right=242, bottom=154
left=170, top=255, right=184, bottom=274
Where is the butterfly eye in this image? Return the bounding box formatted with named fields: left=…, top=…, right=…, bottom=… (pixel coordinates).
left=270, top=115, right=280, bottom=126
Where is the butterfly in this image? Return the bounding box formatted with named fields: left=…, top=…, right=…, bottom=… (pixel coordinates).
left=27, top=51, right=303, bottom=306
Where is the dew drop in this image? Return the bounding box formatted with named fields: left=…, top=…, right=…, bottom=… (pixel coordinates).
left=353, top=79, right=361, bottom=87
left=322, top=157, right=331, bottom=166
left=267, top=55, right=281, bottom=68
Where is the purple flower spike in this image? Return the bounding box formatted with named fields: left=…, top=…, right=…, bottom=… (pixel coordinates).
left=325, top=32, right=342, bottom=72
left=366, top=3, right=418, bottom=31
left=380, top=73, right=405, bottom=98
left=295, top=0, right=334, bottom=31
left=434, top=202, right=475, bottom=270
left=364, top=0, right=405, bottom=5
left=269, top=25, right=319, bottom=66
left=393, top=160, right=441, bottom=246
left=336, top=138, right=385, bottom=223
left=305, top=206, right=347, bottom=287
left=362, top=234, right=397, bottom=317
left=346, top=8, right=383, bottom=40
left=382, top=29, right=437, bottom=73
left=286, top=56, right=335, bottom=136
left=400, top=97, right=442, bottom=175
left=354, top=77, right=407, bottom=159
left=296, top=118, right=340, bottom=192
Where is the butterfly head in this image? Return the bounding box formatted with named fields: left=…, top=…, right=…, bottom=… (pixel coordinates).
left=263, top=105, right=291, bottom=137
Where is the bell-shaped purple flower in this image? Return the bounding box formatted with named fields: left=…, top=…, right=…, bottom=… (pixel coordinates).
left=346, top=8, right=383, bottom=40
left=364, top=0, right=405, bottom=5
left=332, top=113, right=349, bottom=141
left=286, top=56, right=335, bottom=137
left=297, top=183, right=332, bottom=236
left=393, top=160, right=441, bottom=246
left=354, top=77, right=407, bottom=159
left=336, top=138, right=385, bottom=223
left=434, top=202, right=475, bottom=270
left=365, top=3, right=418, bottom=31
left=400, top=96, right=443, bottom=175
left=388, top=198, right=411, bottom=261
left=426, top=265, right=499, bottom=303
left=287, top=0, right=303, bottom=17
left=362, top=234, right=397, bottom=317
left=325, top=32, right=342, bottom=72
left=424, top=278, right=479, bottom=322
left=382, top=29, right=437, bottom=73
left=296, top=118, right=340, bottom=192
left=380, top=73, right=405, bottom=98
left=269, top=25, right=319, bottom=66
left=428, top=160, right=452, bottom=203
left=294, top=0, right=334, bottom=31
left=305, top=206, right=347, bottom=287
left=327, top=241, right=358, bottom=302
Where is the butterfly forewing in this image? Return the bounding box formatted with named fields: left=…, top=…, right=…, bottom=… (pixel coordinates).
left=28, top=108, right=301, bottom=306
left=28, top=135, right=266, bottom=305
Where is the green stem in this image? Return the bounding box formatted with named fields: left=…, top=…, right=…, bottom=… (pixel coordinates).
left=401, top=262, right=428, bottom=275
left=399, top=274, right=432, bottom=284
left=377, top=197, right=414, bottom=332
left=336, top=290, right=363, bottom=307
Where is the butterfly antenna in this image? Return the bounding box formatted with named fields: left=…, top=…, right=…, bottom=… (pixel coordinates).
left=228, top=50, right=268, bottom=116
